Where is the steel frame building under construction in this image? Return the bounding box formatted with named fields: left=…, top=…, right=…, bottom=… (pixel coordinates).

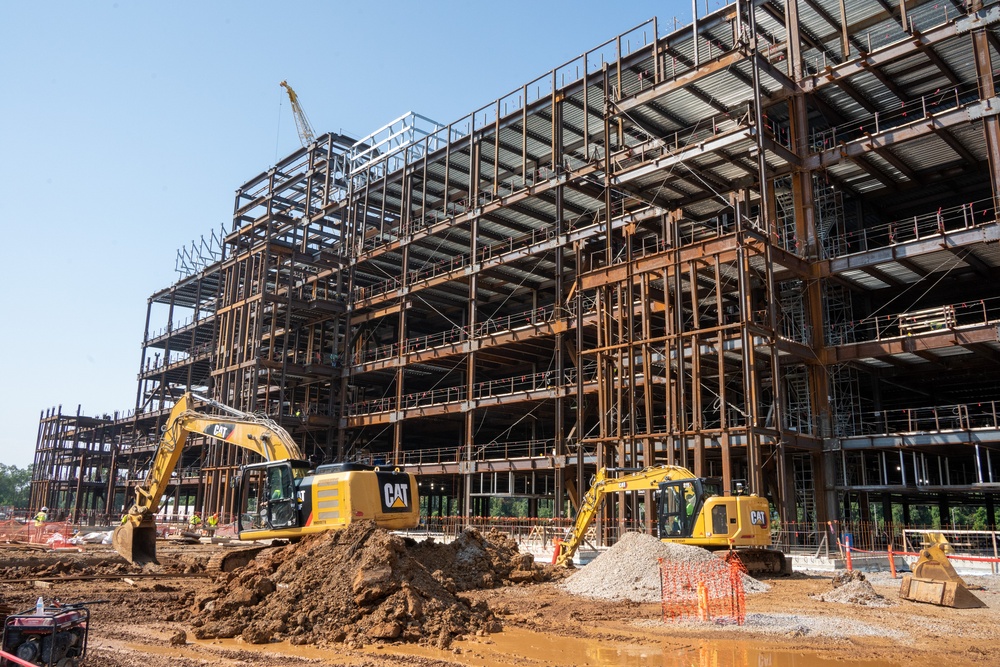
left=30, top=0, right=1000, bottom=537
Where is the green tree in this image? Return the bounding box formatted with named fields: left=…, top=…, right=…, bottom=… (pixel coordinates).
left=969, top=506, right=991, bottom=530
left=490, top=497, right=529, bottom=517
left=0, top=464, right=33, bottom=508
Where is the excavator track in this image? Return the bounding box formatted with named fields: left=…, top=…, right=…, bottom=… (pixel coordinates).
left=729, top=548, right=791, bottom=576
left=206, top=545, right=274, bottom=574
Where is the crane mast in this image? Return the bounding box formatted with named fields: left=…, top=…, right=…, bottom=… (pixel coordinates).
left=280, top=80, right=316, bottom=147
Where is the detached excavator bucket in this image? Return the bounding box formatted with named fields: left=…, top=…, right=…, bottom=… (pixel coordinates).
left=913, top=543, right=967, bottom=584
left=899, top=544, right=985, bottom=609
left=112, top=516, right=158, bottom=566
left=899, top=574, right=985, bottom=608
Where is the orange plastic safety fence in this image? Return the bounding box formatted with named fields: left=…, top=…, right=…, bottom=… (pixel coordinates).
left=0, top=519, right=29, bottom=543
left=212, top=521, right=239, bottom=538
left=0, top=520, right=74, bottom=546
left=659, top=554, right=746, bottom=626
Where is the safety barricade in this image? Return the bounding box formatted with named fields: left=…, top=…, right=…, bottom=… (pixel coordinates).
left=833, top=535, right=1000, bottom=577
left=0, top=520, right=74, bottom=546
left=0, top=519, right=31, bottom=543
left=212, top=521, right=239, bottom=538
left=659, top=553, right=746, bottom=626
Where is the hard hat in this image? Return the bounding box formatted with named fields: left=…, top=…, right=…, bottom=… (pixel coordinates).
left=41, top=507, right=48, bottom=512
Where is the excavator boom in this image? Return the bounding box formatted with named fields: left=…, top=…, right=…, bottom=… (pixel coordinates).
left=556, top=465, right=695, bottom=567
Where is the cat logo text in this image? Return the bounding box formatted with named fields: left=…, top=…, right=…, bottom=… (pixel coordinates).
left=382, top=483, right=410, bottom=510
left=205, top=423, right=235, bottom=440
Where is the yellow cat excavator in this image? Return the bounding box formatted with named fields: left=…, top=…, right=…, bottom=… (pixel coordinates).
left=113, top=393, right=418, bottom=566
left=555, top=465, right=790, bottom=575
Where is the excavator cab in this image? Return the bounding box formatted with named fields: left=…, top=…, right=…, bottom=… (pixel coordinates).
left=657, top=479, right=716, bottom=538
left=237, top=461, right=308, bottom=533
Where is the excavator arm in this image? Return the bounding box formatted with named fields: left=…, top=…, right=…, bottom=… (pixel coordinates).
left=113, top=393, right=303, bottom=564
left=555, top=465, right=695, bottom=567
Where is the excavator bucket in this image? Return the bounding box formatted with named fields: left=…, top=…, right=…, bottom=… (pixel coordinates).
left=899, top=574, right=985, bottom=608
left=112, top=516, right=158, bottom=566
left=899, top=544, right=985, bottom=609
left=912, top=543, right=967, bottom=584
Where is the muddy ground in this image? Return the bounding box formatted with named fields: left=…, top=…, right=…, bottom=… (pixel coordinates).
left=0, top=535, right=997, bottom=667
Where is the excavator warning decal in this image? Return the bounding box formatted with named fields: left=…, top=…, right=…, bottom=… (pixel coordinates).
left=377, top=472, right=411, bottom=513
left=205, top=423, right=236, bottom=440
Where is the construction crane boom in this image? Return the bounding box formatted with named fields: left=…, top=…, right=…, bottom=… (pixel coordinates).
left=280, top=80, right=316, bottom=148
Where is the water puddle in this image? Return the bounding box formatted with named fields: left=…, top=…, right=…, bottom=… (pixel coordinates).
left=175, top=627, right=918, bottom=667
left=396, top=629, right=899, bottom=667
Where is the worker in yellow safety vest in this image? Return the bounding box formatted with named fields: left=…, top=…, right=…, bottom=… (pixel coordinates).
left=33, top=507, right=48, bottom=543
left=205, top=512, right=219, bottom=536
left=188, top=513, right=202, bottom=533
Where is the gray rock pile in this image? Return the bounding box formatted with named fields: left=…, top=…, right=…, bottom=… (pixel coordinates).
left=562, top=532, right=769, bottom=602
left=814, top=571, right=894, bottom=607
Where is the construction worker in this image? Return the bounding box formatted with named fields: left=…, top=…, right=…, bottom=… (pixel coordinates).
left=205, top=512, right=219, bottom=536
left=188, top=512, right=202, bottom=533
left=33, top=507, right=48, bottom=543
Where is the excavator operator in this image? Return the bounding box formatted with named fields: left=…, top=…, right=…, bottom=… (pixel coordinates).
left=266, top=466, right=295, bottom=502
left=259, top=466, right=295, bottom=527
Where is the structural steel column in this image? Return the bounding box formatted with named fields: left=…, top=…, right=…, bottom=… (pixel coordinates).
left=574, top=242, right=586, bottom=513
left=785, top=0, right=831, bottom=452
left=393, top=265, right=408, bottom=465
left=464, top=213, right=479, bottom=508
left=971, top=10, right=1000, bottom=217
left=552, top=82, right=566, bottom=519
left=462, top=137, right=482, bottom=522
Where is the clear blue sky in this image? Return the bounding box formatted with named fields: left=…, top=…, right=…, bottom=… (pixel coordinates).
left=0, top=0, right=707, bottom=468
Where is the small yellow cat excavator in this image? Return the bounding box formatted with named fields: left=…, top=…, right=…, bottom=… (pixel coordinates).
left=555, top=465, right=790, bottom=575
left=113, top=393, right=418, bottom=566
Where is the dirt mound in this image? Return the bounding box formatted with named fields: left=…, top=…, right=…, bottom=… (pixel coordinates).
left=563, top=532, right=769, bottom=602
left=814, top=573, right=894, bottom=607
left=831, top=570, right=866, bottom=588
left=191, top=522, right=542, bottom=648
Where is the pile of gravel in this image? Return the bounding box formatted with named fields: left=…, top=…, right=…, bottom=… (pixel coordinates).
left=714, top=612, right=904, bottom=638
left=807, top=571, right=895, bottom=607
left=633, top=612, right=907, bottom=639
left=814, top=577, right=895, bottom=607
left=812, top=570, right=896, bottom=607
left=563, top=532, right=769, bottom=602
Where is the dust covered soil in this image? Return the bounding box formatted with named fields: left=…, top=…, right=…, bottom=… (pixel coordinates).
left=0, top=529, right=998, bottom=667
